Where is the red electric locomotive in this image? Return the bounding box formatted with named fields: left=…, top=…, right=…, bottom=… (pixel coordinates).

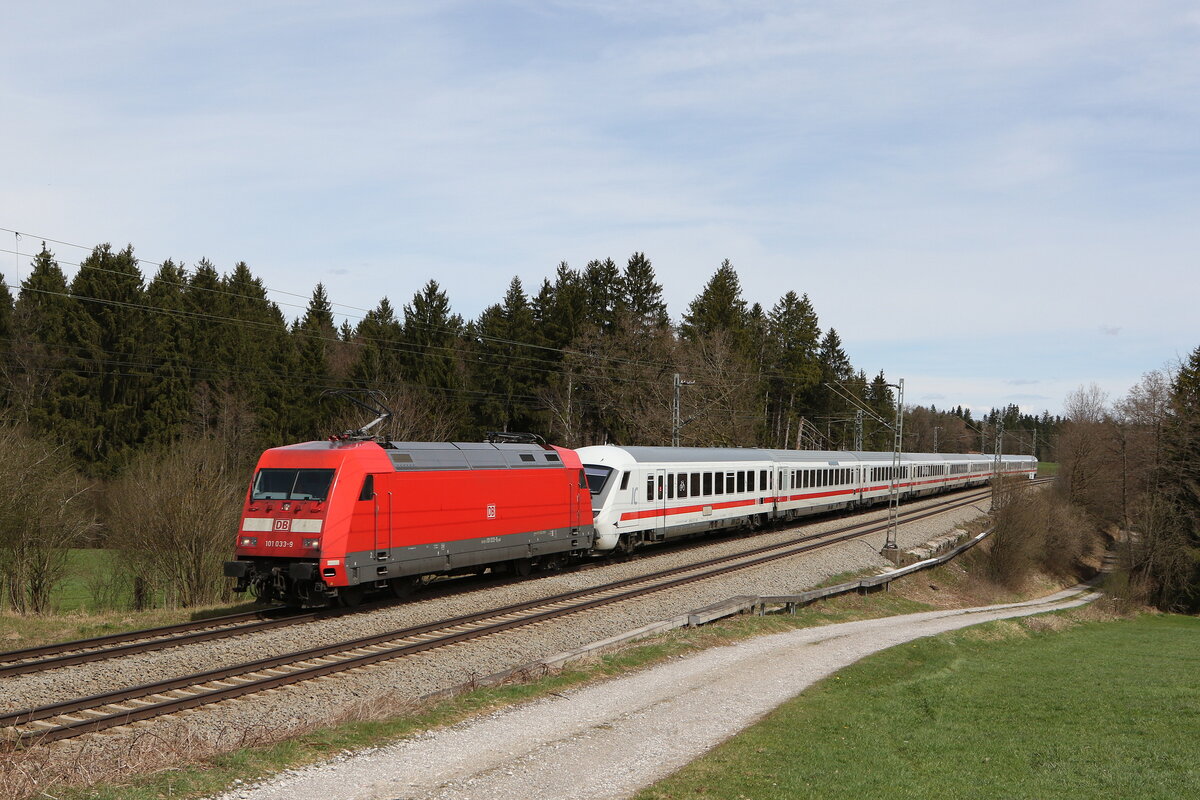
left=224, top=434, right=594, bottom=606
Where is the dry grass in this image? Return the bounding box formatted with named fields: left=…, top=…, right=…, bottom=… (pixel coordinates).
left=958, top=618, right=1029, bottom=642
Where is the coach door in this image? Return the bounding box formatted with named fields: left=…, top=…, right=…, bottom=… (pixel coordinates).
left=654, top=468, right=667, bottom=541
left=776, top=468, right=785, bottom=515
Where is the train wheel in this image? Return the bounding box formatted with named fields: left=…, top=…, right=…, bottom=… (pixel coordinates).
left=616, top=535, right=636, bottom=559
left=510, top=558, right=533, bottom=578
left=338, top=585, right=366, bottom=608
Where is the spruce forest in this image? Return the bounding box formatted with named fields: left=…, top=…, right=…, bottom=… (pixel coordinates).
left=0, top=243, right=1054, bottom=473
left=0, top=241, right=1084, bottom=614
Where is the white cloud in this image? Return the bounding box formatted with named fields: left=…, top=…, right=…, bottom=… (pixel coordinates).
left=1, top=1, right=1196, bottom=417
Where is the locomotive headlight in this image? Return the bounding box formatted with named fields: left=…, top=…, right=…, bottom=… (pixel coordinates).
left=239, top=536, right=257, bottom=547
left=303, top=538, right=320, bottom=549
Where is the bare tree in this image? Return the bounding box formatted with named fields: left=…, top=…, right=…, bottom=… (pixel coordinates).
left=1056, top=383, right=1118, bottom=514
left=106, top=437, right=243, bottom=608
left=0, top=424, right=96, bottom=614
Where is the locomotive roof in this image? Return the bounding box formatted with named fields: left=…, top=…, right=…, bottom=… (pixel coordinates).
left=381, top=440, right=566, bottom=471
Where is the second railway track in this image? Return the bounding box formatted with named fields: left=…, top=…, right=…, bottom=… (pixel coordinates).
left=0, top=482, right=1020, bottom=678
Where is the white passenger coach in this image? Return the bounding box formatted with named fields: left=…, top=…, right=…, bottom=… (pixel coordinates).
left=576, top=446, right=1037, bottom=552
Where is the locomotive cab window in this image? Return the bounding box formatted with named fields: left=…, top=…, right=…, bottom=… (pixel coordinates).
left=252, top=468, right=336, bottom=502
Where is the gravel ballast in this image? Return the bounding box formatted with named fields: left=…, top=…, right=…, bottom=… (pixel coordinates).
left=207, top=585, right=1099, bottom=800
left=8, top=493, right=989, bottom=759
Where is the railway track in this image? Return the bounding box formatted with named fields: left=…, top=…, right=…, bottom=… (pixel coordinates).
left=0, top=486, right=1003, bottom=747
left=0, top=481, right=1018, bottom=678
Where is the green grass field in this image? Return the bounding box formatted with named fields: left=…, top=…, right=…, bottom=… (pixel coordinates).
left=638, top=614, right=1200, bottom=799
left=1038, top=460, right=1059, bottom=477
left=54, top=548, right=125, bottom=612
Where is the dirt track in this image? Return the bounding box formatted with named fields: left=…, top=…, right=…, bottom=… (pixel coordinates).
left=210, top=585, right=1099, bottom=800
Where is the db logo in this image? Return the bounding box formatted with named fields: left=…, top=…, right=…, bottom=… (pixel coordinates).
left=273, top=519, right=292, bottom=531
left=486, top=504, right=496, bottom=519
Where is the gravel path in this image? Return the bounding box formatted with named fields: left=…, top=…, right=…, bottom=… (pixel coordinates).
left=12, top=494, right=986, bottom=760
left=209, top=585, right=1098, bottom=800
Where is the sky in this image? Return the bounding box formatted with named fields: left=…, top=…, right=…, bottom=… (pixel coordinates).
left=2, top=1, right=1197, bottom=417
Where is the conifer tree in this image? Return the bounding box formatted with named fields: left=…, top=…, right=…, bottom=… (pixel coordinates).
left=532, top=263, right=587, bottom=350
left=679, top=260, right=748, bottom=342
left=351, top=297, right=404, bottom=388
left=471, top=277, right=540, bottom=434
left=395, top=280, right=469, bottom=436
left=142, top=259, right=193, bottom=446
left=183, top=259, right=227, bottom=403
left=1160, top=345, right=1200, bottom=606
left=402, top=280, right=466, bottom=388
left=621, top=252, right=668, bottom=329
left=284, top=283, right=339, bottom=440
left=865, top=370, right=896, bottom=450
left=0, top=272, right=12, bottom=407
left=7, top=247, right=73, bottom=428
left=218, top=261, right=290, bottom=445
left=765, top=291, right=822, bottom=447
left=0, top=271, right=11, bottom=349
left=62, top=243, right=148, bottom=470
left=582, top=258, right=624, bottom=332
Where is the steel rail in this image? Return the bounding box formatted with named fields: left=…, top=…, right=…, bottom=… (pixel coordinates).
left=0, top=609, right=284, bottom=666
left=1, top=486, right=1001, bottom=747
left=0, top=478, right=1040, bottom=677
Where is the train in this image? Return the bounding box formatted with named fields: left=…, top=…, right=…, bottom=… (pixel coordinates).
left=224, top=434, right=1036, bottom=607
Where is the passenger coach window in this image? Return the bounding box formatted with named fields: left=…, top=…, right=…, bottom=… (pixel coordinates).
left=620, top=472, right=630, bottom=490
left=691, top=473, right=701, bottom=496
left=646, top=475, right=654, bottom=501
left=760, top=470, right=767, bottom=490
left=748, top=471, right=756, bottom=492
left=677, top=474, right=688, bottom=498
left=668, top=473, right=675, bottom=499
left=737, top=472, right=746, bottom=493
left=703, top=472, right=713, bottom=495
left=715, top=472, right=724, bottom=494
left=252, top=468, right=336, bottom=502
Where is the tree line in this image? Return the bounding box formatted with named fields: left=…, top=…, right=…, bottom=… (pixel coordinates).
left=1054, top=349, right=1200, bottom=611
left=0, top=241, right=1061, bottom=612
left=0, top=245, right=1054, bottom=470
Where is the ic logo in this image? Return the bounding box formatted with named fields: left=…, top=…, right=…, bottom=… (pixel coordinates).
left=486, top=504, right=496, bottom=519
left=273, top=519, right=292, bottom=532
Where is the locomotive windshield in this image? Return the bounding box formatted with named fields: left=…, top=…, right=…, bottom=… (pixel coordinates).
left=583, top=465, right=614, bottom=496
left=252, top=468, right=336, bottom=501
